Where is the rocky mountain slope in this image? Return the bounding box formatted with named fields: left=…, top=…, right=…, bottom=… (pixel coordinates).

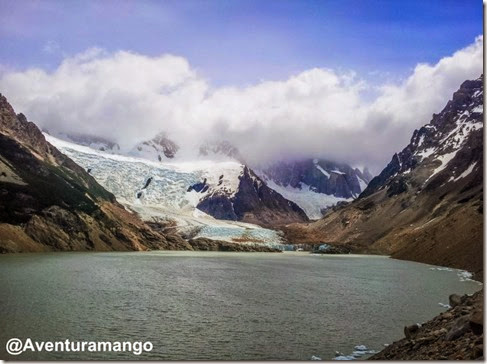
left=0, top=94, right=189, bottom=253
left=284, top=75, right=483, bottom=277
left=196, top=166, right=308, bottom=226
left=258, top=159, right=372, bottom=219
left=130, top=132, right=179, bottom=161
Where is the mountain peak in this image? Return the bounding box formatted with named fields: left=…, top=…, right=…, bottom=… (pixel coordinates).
left=361, top=75, right=483, bottom=198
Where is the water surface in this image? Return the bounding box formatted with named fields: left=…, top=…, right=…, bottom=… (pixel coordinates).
left=0, top=251, right=481, bottom=360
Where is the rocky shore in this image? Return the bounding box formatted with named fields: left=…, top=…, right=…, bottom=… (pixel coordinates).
left=370, top=290, right=483, bottom=360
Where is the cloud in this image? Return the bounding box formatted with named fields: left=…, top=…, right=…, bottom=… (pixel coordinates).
left=42, top=40, right=62, bottom=55
left=0, top=36, right=482, bottom=172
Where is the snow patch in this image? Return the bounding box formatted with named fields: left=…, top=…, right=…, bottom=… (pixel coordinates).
left=357, top=177, right=368, bottom=191
left=417, top=134, right=425, bottom=147
left=452, top=162, right=477, bottom=182
left=265, top=180, right=352, bottom=219
left=315, top=164, right=331, bottom=178
left=417, top=147, right=435, bottom=160
left=425, top=150, right=459, bottom=183
left=472, top=105, right=483, bottom=113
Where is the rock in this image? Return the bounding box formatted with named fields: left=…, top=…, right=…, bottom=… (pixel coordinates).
left=261, top=158, right=371, bottom=201
left=404, top=324, right=421, bottom=340
left=442, top=312, right=454, bottom=320
left=473, top=344, right=483, bottom=358
left=430, top=328, right=447, bottom=337
left=445, top=316, right=471, bottom=341
left=469, top=309, right=483, bottom=335
left=449, top=294, right=462, bottom=308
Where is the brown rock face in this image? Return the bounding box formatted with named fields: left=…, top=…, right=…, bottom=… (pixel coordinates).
left=0, top=93, right=187, bottom=253
left=283, top=76, right=483, bottom=278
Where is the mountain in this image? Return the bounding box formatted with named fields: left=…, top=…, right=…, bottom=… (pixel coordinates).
left=283, top=75, right=483, bottom=277
left=199, top=140, right=243, bottom=161
left=45, top=134, right=308, bottom=227
left=43, top=131, right=367, bottom=221
left=0, top=94, right=189, bottom=253
left=50, top=132, right=122, bottom=152
left=195, top=166, right=309, bottom=226
left=45, top=135, right=304, bottom=244
left=258, top=159, right=372, bottom=219
left=130, top=132, right=179, bottom=161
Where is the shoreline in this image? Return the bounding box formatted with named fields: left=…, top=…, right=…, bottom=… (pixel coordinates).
left=0, top=248, right=481, bottom=286
left=370, top=290, right=484, bottom=360
left=0, top=249, right=481, bottom=360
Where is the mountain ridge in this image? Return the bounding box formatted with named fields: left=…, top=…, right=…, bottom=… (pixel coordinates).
left=0, top=93, right=190, bottom=253
left=282, top=75, right=484, bottom=278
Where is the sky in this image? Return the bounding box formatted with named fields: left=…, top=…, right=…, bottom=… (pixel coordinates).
left=0, top=0, right=483, bottom=172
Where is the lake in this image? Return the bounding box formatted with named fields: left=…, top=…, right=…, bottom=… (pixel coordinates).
left=0, top=251, right=481, bottom=360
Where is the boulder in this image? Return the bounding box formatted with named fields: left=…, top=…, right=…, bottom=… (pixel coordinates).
left=449, top=294, right=462, bottom=308
left=445, top=316, right=471, bottom=341
left=404, top=324, right=421, bottom=340
left=469, top=309, right=483, bottom=335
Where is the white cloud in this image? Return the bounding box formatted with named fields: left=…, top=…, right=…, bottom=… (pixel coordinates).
left=0, top=36, right=482, bottom=172
left=42, top=40, right=62, bottom=55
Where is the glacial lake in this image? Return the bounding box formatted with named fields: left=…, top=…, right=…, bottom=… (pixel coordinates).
left=0, top=251, right=481, bottom=360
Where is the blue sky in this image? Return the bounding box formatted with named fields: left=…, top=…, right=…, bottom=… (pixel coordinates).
left=0, top=0, right=482, bottom=86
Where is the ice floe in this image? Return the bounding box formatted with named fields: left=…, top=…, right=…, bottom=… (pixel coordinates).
left=429, top=267, right=482, bottom=285
left=332, top=345, right=378, bottom=360
left=438, top=302, right=452, bottom=309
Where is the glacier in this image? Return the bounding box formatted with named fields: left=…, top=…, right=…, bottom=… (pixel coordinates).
left=45, top=134, right=286, bottom=247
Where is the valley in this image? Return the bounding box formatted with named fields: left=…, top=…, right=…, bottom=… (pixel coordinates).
left=0, top=61, right=483, bottom=362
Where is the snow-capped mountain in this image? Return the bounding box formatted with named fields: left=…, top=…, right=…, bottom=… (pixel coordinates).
left=286, top=75, right=483, bottom=276
left=361, top=75, right=483, bottom=198
left=129, top=132, right=179, bottom=161
left=0, top=94, right=187, bottom=253
left=50, top=128, right=358, bottom=221
left=195, top=166, right=308, bottom=225
left=258, top=159, right=372, bottom=219
left=198, top=140, right=243, bottom=161
left=45, top=134, right=307, bottom=245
